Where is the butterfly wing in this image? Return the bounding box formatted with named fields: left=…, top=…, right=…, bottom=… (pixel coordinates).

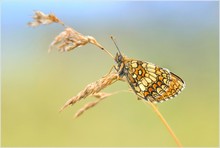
left=124, top=60, right=185, bottom=103
left=157, top=72, right=185, bottom=101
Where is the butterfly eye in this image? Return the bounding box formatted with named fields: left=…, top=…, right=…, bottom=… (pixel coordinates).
left=115, top=52, right=122, bottom=63
left=118, top=53, right=123, bottom=61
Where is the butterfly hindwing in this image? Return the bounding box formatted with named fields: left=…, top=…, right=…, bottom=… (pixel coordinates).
left=124, top=60, right=184, bottom=103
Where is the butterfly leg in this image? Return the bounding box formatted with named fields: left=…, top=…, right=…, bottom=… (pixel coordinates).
left=137, top=97, right=142, bottom=100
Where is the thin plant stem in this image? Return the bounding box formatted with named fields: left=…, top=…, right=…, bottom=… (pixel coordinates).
left=102, top=47, right=115, bottom=59
left=142, top=100, right=182, bottom=147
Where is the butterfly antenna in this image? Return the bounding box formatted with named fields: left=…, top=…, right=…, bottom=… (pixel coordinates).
left=111, top=36, right=122, bottom=56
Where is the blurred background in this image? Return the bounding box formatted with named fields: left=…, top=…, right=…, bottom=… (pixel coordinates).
left=1, top=1, right=219, bottom=147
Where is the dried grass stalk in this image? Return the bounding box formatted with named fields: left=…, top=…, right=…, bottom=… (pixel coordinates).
left=59, top=72, right=119, bottom=112
left=74, top=98, right=104, bottom=118
left=28, top=11, right=64, bottom=27
left=74, top=92, right=111, bottom=118
left=28, top=11, right=114, bottom=59
left=49, top=27, right=105, bottom=52
left=142, top=100, right=182, bottom=147
left=91, top=92, right=113, bottom=99
left=74, top=90, right=134, bottom=118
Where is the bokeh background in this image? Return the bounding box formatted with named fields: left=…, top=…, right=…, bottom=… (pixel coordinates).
left=1, top=1, right=219, bottom=147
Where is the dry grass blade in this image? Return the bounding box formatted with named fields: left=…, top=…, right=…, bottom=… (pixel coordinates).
left=74, top=99, right=104, bottom=118
left=49, top=27, right=105, bottom=53
left=75, top=90, right=133, bottom=118
left=91, top=92, right=113, bottom=99
left=142, top=100, right=183, bottom=147
left=28, top=11, right=64, bottom=27
left=28, top=10, right=114, bottom=59
left=59, top=72, right=119, bottom=112
left=74, top=92, right=111, bottom=118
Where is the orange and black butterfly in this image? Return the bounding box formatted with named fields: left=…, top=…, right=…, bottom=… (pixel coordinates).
left=112, top=37, right=185, bottom=103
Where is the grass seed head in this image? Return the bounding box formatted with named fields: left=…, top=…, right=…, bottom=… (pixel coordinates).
left=74, top=97, right=104, bottom=118
left=59, top=72, right=119, bottom=112
left=28, top=11, right=64, bottom=27
left=48, top=27, right=105, bottom=53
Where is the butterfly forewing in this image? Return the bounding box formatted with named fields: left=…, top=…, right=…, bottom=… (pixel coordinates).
left=124, top=59, right=185, bottom=103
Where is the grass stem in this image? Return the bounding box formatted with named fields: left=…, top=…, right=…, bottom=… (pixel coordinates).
left=142, top=100, right=182, bottom=147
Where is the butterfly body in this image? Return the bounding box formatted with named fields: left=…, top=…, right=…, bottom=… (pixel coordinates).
left=115, top=52, right=185, bottom=103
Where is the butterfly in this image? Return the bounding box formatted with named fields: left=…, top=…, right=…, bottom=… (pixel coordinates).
left=112, top=38, right=185, bottom=103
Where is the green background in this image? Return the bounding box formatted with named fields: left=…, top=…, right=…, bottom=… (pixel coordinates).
left=1, top=1, right=219, bottom=147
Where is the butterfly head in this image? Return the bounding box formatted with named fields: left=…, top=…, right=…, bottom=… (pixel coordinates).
left=111, top=36, right=126, bottom=76
left=111, top=36, right=124, bottom=63
left=115, top=52, right=123, bottom=64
